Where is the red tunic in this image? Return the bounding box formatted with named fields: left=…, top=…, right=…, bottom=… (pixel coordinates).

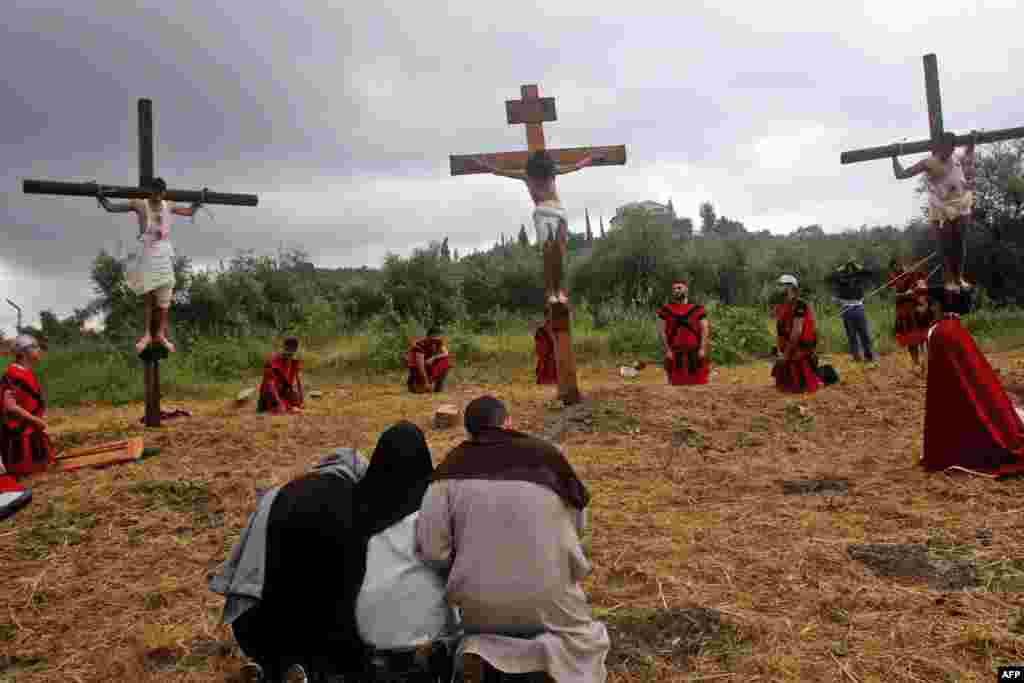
left=257, top=354, right=304, bottom=414
left=657, top=302, right=710, bottom=385
left=0, top=363, right=53, bottom=476
left=922, top=316, right=1024, bottom=476
left=406, top=337, right=452, bottom=391
left=890, top=269, right=933, bottom=347
left=772, top=299, right=821, bottom=394
left=534, top=326, right=558, bottom=385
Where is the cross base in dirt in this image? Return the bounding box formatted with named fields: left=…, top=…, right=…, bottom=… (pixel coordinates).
left=840, top=53, right=1024, bottom=164
left=451, top=84, right=626, bottom=405
left=21, top=98, right=259, bottom=427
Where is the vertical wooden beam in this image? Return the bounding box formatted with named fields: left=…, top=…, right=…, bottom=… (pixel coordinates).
left=144, top=361, right=161, bottom=428
left=139, top=98, right=154, bottom=187
left=922, top=54, right=944, bottom=145
left=521, top=85, right=547, bottom=152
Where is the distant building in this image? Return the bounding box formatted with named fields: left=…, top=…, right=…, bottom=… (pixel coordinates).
left=610, top=199, right=693, bottom=240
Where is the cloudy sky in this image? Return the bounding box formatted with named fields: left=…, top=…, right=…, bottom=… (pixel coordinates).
left=2, top=0, right=1021, bottom=334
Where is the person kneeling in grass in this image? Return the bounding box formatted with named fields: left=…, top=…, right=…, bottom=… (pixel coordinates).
left=257, top=337, right=304, bottom=414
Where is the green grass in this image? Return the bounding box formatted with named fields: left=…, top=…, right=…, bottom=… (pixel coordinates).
left=6, top=303, right=1023, bottom=408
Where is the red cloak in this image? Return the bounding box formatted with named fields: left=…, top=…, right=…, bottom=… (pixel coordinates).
left=0, top=363, right=53, bottom=476
left=772, top=299, right=820, bottom=394
left=534, top=326, right=558, bottom=385
left=257, top=353, right=304, bottom=414
left=657, top=302, right=711, bottom=385
left=922, top=316, right=1024, bottom=476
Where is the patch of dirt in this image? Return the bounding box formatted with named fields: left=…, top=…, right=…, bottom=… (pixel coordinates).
left=605, top=607, right=722, bottom=670
left=540, top=397, right=639, bottom=443
left=781, top=478, right=850, bottom=495
left=847, top=543, right=978, bottom=590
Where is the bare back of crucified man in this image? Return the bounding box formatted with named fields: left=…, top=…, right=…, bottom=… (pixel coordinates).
left=471, top=150, right=605, bottom=305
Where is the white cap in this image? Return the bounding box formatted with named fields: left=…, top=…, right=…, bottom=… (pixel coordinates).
left=777, top=274, right=799, bottom=287
left=13, top=334, right=39, bottom=352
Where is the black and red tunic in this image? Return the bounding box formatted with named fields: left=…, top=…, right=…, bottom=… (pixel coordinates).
left=657, top=302, right=710, bottom=385
left=772, top=299, right=820, bottom=394
left=0, top=363, right=52, bottom=476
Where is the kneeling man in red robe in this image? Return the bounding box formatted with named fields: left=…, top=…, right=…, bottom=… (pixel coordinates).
left=921, top=288, right=1024, bottom=477
left=407, top=326, right=451, bottom=394
left=657, top=280, right=710, bottom=385
left=534, top=311, right=558, bottom=385
left=1, top=334, right=53, bottom=480
left=772, top=274, right=821, bottom=394
left=258, top=337, right=304, bottom=414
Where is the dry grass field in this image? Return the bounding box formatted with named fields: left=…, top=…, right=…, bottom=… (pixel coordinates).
left=2, top=348, right=1023, bottom=682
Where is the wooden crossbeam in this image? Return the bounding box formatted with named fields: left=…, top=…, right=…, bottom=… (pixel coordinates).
left=841, top=128, right=1024, bottom=165
left=841, top=53, right=1024, bottom=165
left=450, top=145, right=626, bottom=176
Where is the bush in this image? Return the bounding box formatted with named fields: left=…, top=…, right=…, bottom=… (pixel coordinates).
left=705, top=302, right=775, bottom=365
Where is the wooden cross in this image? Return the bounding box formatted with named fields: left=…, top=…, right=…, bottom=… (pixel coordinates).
left=841, top=53, right=1024, bottom=164
left=22, top=98, right=259, bottom=428
left=451, top=85, right=627, bottom=405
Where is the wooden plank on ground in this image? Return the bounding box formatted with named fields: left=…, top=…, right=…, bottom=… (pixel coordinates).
left=54, top=437, right=145, bottom=472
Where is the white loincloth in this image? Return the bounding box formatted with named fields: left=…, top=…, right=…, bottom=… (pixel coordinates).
left=127, top=238, right=176, bottom=295
left=533, top=202, right=567, bottom=245
left=928, top=190, right=974, bottom=225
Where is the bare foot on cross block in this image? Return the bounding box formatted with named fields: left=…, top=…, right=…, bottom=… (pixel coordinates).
left=135, top=335, right=153, bottom=354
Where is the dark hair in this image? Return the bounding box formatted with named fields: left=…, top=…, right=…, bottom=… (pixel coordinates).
left=148, top=177, right=167, bottom=192
left=938, top=131, right=957, bottom=148
left=427, top=325, right=442, bottom=337
left=526, top=150, right=557, bottom=180
left=464, top=395, right=508, bottom=435
left=283, top=336, right=299, bottom=351
left=926, top=286, right=973, bottom=315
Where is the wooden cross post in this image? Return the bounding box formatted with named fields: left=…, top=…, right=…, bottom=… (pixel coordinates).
left=450, top=85, right=626, bottom=405
left=840, top=53, right=1024, bottom=164
left=22, top=98, right=259, bottom=427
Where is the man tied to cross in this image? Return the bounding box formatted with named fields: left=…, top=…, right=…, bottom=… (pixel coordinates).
left=97, top=177, right=204, bottom=353
left=470, top=149, right=606, bottom=305
left=892, top=130, right=979, bottom=293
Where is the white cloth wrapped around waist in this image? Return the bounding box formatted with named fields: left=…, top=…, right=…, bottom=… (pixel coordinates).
left=928, top=190, right=974, bottom=224
left=126, top=238, right=176, bottom=295
left=533, top=203, right=567, bottom=244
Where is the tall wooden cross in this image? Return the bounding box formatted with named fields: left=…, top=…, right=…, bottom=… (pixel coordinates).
left=22, top=98, right=259, bottom=427
left=841, top=53, right=1024, bottom=164
left=451, top=84, right=626, bottom=405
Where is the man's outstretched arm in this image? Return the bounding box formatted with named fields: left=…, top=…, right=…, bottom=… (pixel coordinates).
left=555, top=152, right=606, bottom=176
left=892, top=151, right=930, bottom=180
left=472, top=157, right=527, bottom=180
left=96, top=188, right=136, bottom=213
